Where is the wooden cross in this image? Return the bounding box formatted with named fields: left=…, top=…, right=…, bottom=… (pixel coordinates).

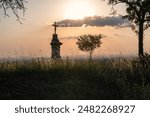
left=52, top=22, right=58, bottom=34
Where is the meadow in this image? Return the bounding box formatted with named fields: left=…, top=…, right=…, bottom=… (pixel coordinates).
left=0, top=56, right=150, bottom=100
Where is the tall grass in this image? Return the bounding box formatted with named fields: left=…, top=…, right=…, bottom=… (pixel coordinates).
left=0, top=57, right=150, bottom=99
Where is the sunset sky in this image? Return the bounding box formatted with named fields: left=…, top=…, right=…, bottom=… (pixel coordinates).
left=0, top=0, right=149, bottom=58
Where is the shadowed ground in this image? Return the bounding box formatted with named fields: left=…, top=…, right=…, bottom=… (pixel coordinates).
left=0, top=57, right=150, bottom=100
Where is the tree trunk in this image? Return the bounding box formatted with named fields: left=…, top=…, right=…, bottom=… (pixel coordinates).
left=89, top=51, right=92, bottom=60
left=138, top=21, right=144, bottom=57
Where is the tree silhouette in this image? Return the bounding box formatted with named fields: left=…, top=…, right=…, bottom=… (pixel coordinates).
left=0, top=0, right=26, bottom=22
left=76, top=34, right=102, bottom=60
left=104, top=0, right=150, bottom=57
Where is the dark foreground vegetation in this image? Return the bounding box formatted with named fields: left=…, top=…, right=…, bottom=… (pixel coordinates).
left=0, top=56, right=150, bottom=100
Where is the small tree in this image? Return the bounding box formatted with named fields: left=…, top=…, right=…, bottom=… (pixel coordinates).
left=76, top=34, right=102, bottom=60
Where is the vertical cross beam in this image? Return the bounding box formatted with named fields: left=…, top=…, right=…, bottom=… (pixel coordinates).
left=52, top=22, right=58, bottom=34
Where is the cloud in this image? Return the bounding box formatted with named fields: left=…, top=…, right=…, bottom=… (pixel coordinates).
left=57, top=16, right=128, bottom=27
left=60, top=34, right=107, bottom=40
left=60, top=36, right=77, bottom=40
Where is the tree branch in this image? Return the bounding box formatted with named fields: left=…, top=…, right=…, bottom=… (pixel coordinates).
left=0, top=0, right=26, bottom=23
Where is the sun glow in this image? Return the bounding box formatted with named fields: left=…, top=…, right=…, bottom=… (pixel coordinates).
left=64, top=0, right=96, bottom=19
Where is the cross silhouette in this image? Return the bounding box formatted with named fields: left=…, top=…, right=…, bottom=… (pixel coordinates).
left=52, top=22, right=58, bottom=34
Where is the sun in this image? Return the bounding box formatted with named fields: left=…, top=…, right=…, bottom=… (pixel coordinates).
left=64, top=0, right=96, bottom=19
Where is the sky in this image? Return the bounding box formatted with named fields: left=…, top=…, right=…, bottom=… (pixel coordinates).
left=0, top=0, right=149, bottom=58
left=0, top=0, right=126, bottom=30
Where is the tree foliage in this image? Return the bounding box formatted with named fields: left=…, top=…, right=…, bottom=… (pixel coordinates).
left=107, top=0, right=150, bottom=32
left=76, top=34, right=102, bottom=59
left=104, top=0, right=150, bottom=57
left=0, top=0, right=26, bottom=22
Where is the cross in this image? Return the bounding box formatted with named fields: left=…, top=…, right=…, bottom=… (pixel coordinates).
left=52, top=22, right=58, bottom=34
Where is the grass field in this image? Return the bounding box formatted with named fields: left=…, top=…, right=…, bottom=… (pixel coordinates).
left=0, top=56, right=150, bottom=100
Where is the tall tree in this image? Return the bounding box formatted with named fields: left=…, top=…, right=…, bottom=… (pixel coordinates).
left=0, top=0, right=26, bottom=22
left=104, top=0, right=150, bottom=57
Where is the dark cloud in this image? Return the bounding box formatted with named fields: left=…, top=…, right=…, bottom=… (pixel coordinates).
left=60, top=36, right=77, bottom=39
left=57, top=16, right=128, bottom=27
left=60, top=34, right=107, bottom=40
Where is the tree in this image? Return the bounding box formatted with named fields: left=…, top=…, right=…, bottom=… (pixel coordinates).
left=0, top=0, right=26, bottom=22
left=104, top=0, right=150, bottom=57
left=76, top=34, right=102, bottom=60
